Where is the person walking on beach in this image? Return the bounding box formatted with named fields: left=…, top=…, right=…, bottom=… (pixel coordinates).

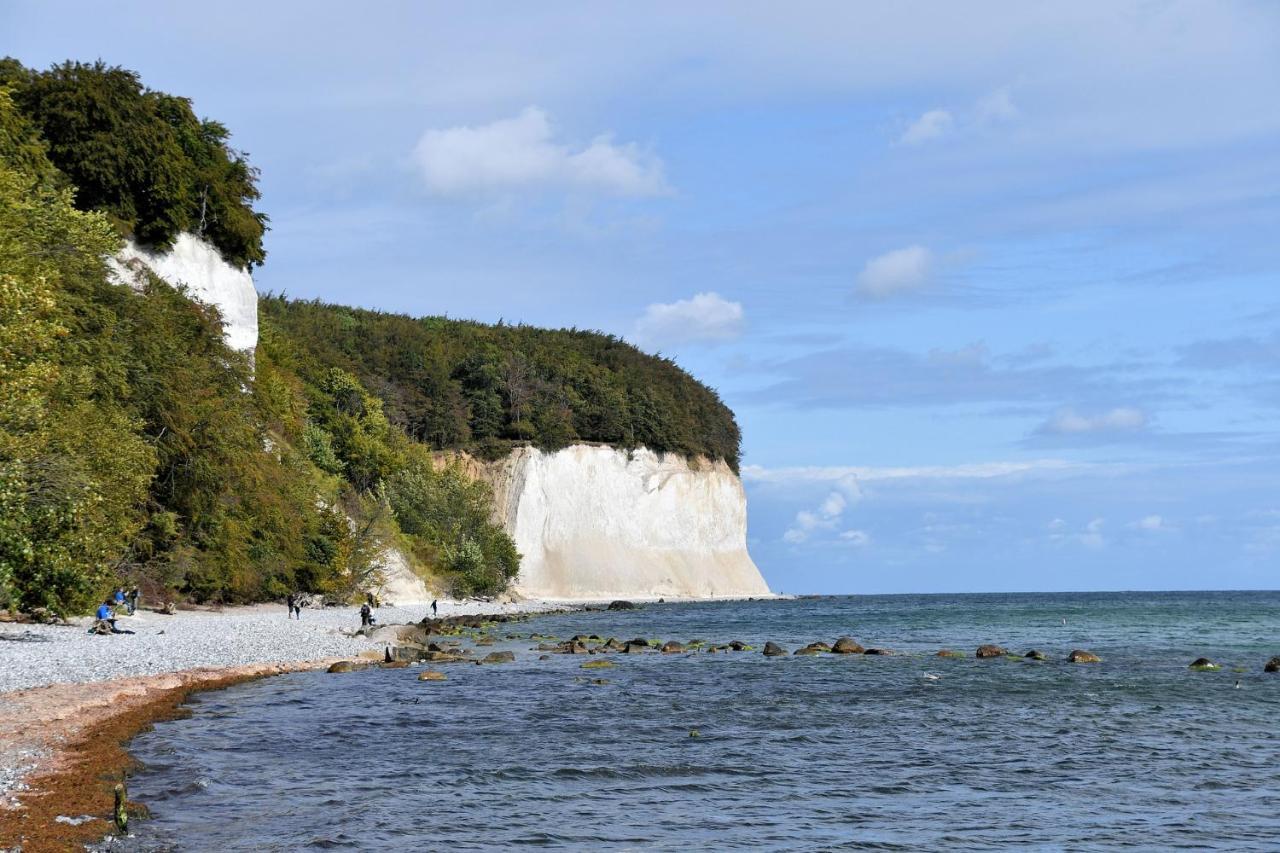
left=360, top=602, right=374, bottom=627
left=126, top=587, right=139, bottom=615
left=431, top=599, right=438, bottom=617
left=286, top=592, right=299, bottom=619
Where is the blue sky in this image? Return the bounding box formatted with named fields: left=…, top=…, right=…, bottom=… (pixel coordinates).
left=8, top=2, right=1280, bottom=593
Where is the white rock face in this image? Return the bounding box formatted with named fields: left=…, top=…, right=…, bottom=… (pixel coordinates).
left=372, top=543, right=432, bottom=605
left=108, top=232, right=258, bottom=353
left=481, top=445, right=771, bottom=600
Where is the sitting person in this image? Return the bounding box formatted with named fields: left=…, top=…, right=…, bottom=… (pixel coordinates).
left=91, top=599, right=120, bottom=634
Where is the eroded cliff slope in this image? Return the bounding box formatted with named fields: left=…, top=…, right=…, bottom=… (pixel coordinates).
left=474, top=445, right=771, bottom=600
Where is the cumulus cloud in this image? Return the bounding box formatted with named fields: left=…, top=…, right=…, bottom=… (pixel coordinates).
left=635, top=292, right=744, bottom=347
left=1038, top=407, right=1148, bottom=435
left=856, top=245, right=934, bottom=298
left=900, top=109, right=953, bottom=145
left=838, top=529, right=870, bottom=546
left=412, top=106, right=669, bottom=197
left=782, top=477, right=862, bottom=544
left=1048, top=517, right=1106, bottom=548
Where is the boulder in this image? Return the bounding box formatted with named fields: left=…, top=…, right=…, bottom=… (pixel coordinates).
left=863, top=648, right=893, bottom=656
left=621, top=642, right=649, bottom=654
left=660, top=641, right=685, bottom=654
left=608, top=600, right=638, bottom=610
left=1067, top=650, right=1101, bottom=663
left=793, top=646, right=822, bottom=655
left=763, top=642, right=787, bottom=657
left=1189, top=657, right=1220, bottom=670
left=1265, top=656, right=1280, bottom=673
left=975, top=644, right=1007, bottom=658
left=423, top=651, right=466, bottom=663
left=1024, top=650, right=1047, bottom=661
left=831, top=637, right=862, bottom=654
left=327, top=661, right=356, bottom=673
left=418, top=670, right=447, bottom=681
left=728, top=640, right=748, bottom=651
left=581, top=659, right=615, bottom=669
left=483, top=651, right=515, bottom=664
left=935, top=649, right=965, bottom=658
left=379, top=660, right=410, bottom=669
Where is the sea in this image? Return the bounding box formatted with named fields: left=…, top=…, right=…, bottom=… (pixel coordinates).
left=119, top=591, right=1280, bottom=851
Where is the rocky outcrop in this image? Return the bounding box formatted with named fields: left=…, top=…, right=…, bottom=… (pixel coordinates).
left=464, top=445, right=771, bottom=601
left=108, top=233, right=258, bottom=353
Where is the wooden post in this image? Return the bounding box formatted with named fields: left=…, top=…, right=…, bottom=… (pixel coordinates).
left=114, top=779, right=128, bottom=833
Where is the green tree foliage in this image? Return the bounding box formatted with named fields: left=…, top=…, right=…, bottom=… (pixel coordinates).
left=1, top=58, right=267, bottom=267
left=258, top=299, right=743, bottom=470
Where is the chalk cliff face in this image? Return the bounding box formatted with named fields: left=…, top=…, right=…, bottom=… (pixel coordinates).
left=478, top=445, right=771, bottom=600
left=108, top=232, right=258, bottom=353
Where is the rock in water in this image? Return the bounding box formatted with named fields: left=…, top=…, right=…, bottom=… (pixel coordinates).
left=762, top=642, right=787, bottom=657
left=482, top=651, right=515, bottom=664
left=327, top=661, right=355, bottom=673
left=607, top=600, right=637, bottom=610
left=863, top=648, right=893, bottom=656
left=581, top=659, right=615, bottom=669
left=1189, top=657, right=1220, bottom=671
left=660, top=641, right=686, bottom=654
left=976, top=644, right=1007, bottom=658
left=1024, top=650, right=1047, bottom=661
left=793, top=647, right=822, bottom=655
left=1265, top=656, right=1280, bottom=673
left=1067, top=650, right=1101, bottom=663
left=935, top=649, right=965, bottom=658
left=418, top=670, right=447, bottom=681
left=831, top=637, right=863, bottom=654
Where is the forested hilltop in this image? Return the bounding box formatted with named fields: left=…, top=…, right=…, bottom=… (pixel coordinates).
left=260, top=299, right=741, bottom=469
left=0, top=59, right=742, bottom=617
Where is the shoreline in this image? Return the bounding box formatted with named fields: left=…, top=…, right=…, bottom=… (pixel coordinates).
left=0, top=658, right=340, bottom=852
left=0, top=597, right=570, bottom=850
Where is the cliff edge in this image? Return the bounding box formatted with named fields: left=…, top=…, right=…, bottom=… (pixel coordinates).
left=474, top=445, right=771, bottom=600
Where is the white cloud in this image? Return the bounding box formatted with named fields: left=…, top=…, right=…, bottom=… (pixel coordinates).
left=1039, top=407, right=1148, bottom=435
left=1129, top=514, right=1173, bottom=532
left=1080, top=517, right=1106, bottom=548
left=743, top=459, right=1090, bottom=485
left=976, top=86, right=1018, bottom=123
left=856, top=245, right=934, bottom=298
left=782, top=481, right=861, bottom=544
left=900, top=109, right=953, bottom=145
left=635, top=292, right=744, bottom=347
left=838, top=529, right=871, bottom=546
left=412, top=106, right=669, bottom=197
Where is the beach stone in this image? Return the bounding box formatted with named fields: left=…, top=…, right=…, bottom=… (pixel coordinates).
left=1265, top=656, right=1280, bottom=673
left=763, top=642, right=787, bottom=656
left=1024, top=650, right=1047, bottom=661
left=1189, top=657, right=1220, bottom=670
left=863, top=648, right=893, bottom=656
left=1067, top=650, right=1101, bottom=663
left=831, top=637, right=862, bottom=654
left=327, top=661, right=356, bottom=673
left=483, top=651, right=515, bottom=664
left=608, top=600, right=637, bottom=610
left=661, top=641, right=686, bottom=654
left=976, top=644, right=1007, bottom=658
left=418, top=670, right=447, bottom=681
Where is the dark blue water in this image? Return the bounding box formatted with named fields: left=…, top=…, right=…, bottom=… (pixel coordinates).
left=123, top=592, right=1280, bottom=851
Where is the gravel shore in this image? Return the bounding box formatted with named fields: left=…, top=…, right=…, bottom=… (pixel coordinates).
left=0, top=599, right=559, bottom=695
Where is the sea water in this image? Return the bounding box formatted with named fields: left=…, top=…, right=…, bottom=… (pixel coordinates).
left=120, top=592, right=1280, bottom=851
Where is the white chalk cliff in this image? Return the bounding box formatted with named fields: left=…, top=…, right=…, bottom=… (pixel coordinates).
left=108, top=232, right=258, bottom=353
left=478, top=445, right=771, bottom=600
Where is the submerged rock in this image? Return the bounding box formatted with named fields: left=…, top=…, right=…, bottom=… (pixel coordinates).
left=975, top=644, right=1007, bottom=658
left=581, top=659, right=615, bottom=669
left=762, top=642, right=787, bottom=657
left=863, top=648, right=893, bottom=656
left=418, top=670, right=447, bottom=681
left=660, top=641, right=686, bottom=654
left=1067, top=650, right=1101, bottom=663
left=831, top=637, right=862, bottom=654
left=728, top=640, right=748, bottom=651
left=1265, top=656, right=1280, bottom=673
left=793, top=646, right=822, bottom=655
left=379, top=661, right=410, bottom=669
left=935, top=649, right=965, bottom=658
left=1189, top=657, right=1220, bottom=671
left=1024, top=650, right=1047, bottom=661
left=482, top=651, right=515, bottom=664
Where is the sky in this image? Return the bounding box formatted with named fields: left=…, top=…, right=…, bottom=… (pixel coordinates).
left=6, top=2, right=1280, bottom=593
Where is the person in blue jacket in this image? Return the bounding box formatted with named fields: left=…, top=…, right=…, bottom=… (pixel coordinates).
left=93, top=599, right=119, bottom=634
